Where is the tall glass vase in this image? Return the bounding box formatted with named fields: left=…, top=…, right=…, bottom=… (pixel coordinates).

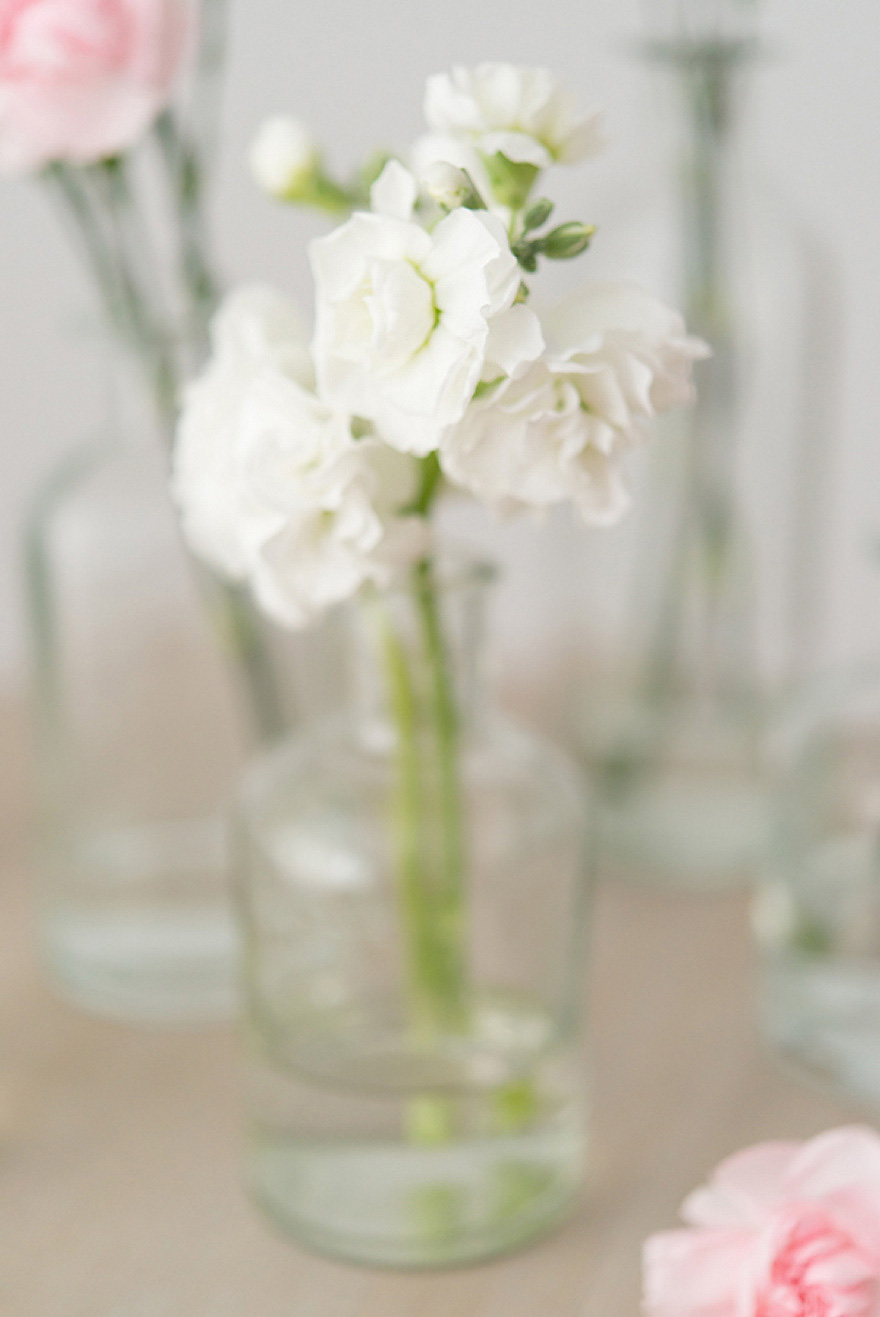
left=25, top=344, right=262, bottom=1023
left=586, top=5, right=835, bottom=888
left=235, top=560, right=591, bottom=1267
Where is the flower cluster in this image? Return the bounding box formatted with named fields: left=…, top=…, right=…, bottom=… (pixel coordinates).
left=173, top=63, right=706, bottom=629
left=643, top=1126, right=880, bottom=1317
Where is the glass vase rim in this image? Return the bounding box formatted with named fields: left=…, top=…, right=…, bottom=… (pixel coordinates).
left=365, top=554, right=499, bottom=607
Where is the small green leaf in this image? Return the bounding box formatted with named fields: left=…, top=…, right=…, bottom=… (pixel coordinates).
left=481, top=152, right=539, bottom=209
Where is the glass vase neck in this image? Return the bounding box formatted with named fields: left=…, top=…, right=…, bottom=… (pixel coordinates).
left=348, top=560, right=495, bottom=740
left=637, top=0, right=762, bottom=46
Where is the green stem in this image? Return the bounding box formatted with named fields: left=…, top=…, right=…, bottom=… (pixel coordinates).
left=154, top=110, right=221, bottom=349
left=414, top=558, right=468, bottom=1025
left=374, top=600, right=449, bottom=1035
left=377, top=456, right=544, bottom=1145
left=88, top=159, right=180, bottom=435
left=44, top=164, right=126, bottom=337
left=45, top=158, right=288, bottom=744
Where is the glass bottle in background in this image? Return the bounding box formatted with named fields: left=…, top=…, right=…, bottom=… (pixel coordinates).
left=25, top=342, right=255, bottom=1023
left=236, top=562, right=591, bottom=1267
left=754, top=666, right=880, bottom=1111
left=583, top=0, right=838, bottom=888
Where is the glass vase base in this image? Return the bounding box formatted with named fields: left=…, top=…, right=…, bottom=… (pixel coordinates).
left=44, top=904, right=238, bottom=1025
left=761, top=959, right=880, bottom=1113
left=249, top=1123, right=582, bottom=1269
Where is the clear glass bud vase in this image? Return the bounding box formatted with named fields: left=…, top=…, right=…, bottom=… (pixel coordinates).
left=585, top=6, right=836, bottom=888
left=754, top=666, right=880, bottom=1111
left=25, top=346, right=256, bottom=1023
left=236, top=561, right=591, bottom=1268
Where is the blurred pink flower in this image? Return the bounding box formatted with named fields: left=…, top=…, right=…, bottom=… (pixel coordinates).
left=0, top=0, right=191, bottom=171
left=643, top=1127, right=880, bottom=1317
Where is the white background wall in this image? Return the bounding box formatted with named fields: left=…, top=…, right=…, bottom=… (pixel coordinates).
left=1, top=0, right=879, bottom=691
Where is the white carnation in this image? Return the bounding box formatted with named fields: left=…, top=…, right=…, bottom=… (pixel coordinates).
left=249, top=116, right=319, bottom=198
left=173, top=284, right=428, bottom=628
left=310, top=167, right=543, bottom=455
left=424, top=64, right=605, bottom=170
left=171, top=284, right=313, bottom=577
left=245, top=441, right=430, bottom=630
left=440, top=281, right=708, bottom=523
left=545, top=281, right=709, bottom=418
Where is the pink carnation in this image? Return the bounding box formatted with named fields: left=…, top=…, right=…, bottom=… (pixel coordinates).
left=0, top=0, right=191, bottom=171
left=643, top=1127, right=880, bottom=1317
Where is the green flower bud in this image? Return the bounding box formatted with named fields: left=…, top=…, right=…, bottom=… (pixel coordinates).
left=539, top=221, right=596, bottom=259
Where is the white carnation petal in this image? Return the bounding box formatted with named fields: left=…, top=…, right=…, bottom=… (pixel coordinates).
left=421, top=63, right=599, bottom=177
left=370, top=159, right=418, bottom=220
left=422, top=207, right=505, bottom=287
left=483, top=304, right=545, bottom=379
left=410, top=132, right=490, bottom=200
left=548, top=280, right=689, bottom=348
left=480, top=130, right=551, bottom=168
left=556, top=111, right=606, bottom=163
left=380, top=322, right=482, bottom=430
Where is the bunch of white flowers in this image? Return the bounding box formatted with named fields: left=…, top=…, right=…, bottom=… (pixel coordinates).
left=173, top=64, right=707, bottom=629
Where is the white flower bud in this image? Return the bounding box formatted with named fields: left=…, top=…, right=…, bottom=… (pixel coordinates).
left=422, top=161, right=473, bottom=210
left=249, top=116, right=319, bottom=198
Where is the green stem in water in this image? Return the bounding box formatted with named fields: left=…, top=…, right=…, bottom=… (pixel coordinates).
left=375, top=600, right=453, bottom=1035
left=380, top=455, right=543, bottom=1147
left=414, top=557, right=469, bottom=1028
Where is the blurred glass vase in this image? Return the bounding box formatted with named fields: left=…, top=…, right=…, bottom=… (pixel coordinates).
left=25, top=347, right=259, bottom=1023
left=586, top=4, right=835, bottom=888
left=236, top=562, right=591, bottom=1268
left=755, top=667, right=880, bottom=1111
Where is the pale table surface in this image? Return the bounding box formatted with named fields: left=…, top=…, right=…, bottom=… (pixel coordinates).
left=0, top=696, right=857, bottom=1317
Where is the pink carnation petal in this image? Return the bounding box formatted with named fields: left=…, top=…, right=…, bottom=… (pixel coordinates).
left=785, top=1127, right=880, bottom=1200
left=643, top=1227, right=753, bottom=1317
left=750, top=1202, right=880, bottom=1317
left=782, top=1127, right=880, bottom=1266
left=682, top=1143, right=802, bottom=1229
